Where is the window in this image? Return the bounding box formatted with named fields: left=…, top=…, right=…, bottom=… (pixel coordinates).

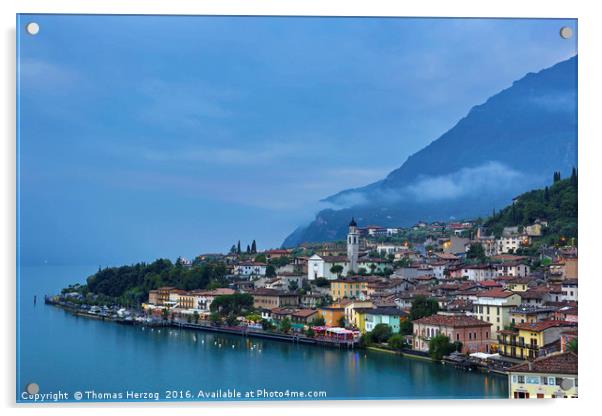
left=526, top=376, right=541, bottom=384
left=517, top=375, right=525, bottom=384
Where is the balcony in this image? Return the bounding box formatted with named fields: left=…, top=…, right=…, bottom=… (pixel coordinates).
left=497, top=337, right=525, bottom=348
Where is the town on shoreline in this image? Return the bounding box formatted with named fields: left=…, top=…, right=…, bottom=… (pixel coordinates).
left=50, top=175, right=578, bottom=400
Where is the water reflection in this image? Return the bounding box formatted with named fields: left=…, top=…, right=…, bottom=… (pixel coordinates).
left=18, top=266, right=509, bottom=400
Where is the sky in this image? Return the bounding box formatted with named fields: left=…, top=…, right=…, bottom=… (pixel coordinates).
left=17, top=15, right=577, bottom=266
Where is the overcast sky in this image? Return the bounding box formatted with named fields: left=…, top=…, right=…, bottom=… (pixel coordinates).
left=17, top=15, right=577, bottom=266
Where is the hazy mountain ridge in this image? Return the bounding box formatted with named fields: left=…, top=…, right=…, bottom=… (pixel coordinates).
left=283, top=56, right=577, bottom=247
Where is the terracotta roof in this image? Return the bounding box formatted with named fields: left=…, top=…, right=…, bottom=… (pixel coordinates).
left=476, top=288, right=516, bottom=298
left=412, top=314, right=492, bottom=328
left=514, top=320, right=576, bottom=332
left=480, top=280, right=502, bottom=288
left=291, top=309, right=319, bottom=318
left=508, top=352, right=577, bottom=375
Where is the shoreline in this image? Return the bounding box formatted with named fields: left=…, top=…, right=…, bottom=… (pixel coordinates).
left=46, top=298, right=508, bottom=376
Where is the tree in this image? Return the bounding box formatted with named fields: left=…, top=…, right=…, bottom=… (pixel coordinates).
left=371, top=323, right=392, bottom=343
left=312, top=315, right=326, bottom=326
left=260, top=318, right=274, bottom=331
left=209, top=311, right=221, bottom=325
left=225, top=314, right=238, bottom=326
left=544, top=186, right=550, bottom=202
left=369, top=263, right=377, bottom=274
left=568, top=337, right=578, bottom=353
left=161, top=308, right=169, bottom=321
left=210, top=293, right=254, bottom=316
left=305, top=327, right=315, bottom=338
left=428, top=334, right=456, bottom=360
left=409, top=295, right=440, bottom=320
left=237, top=241, right=241, bottom=254
left=466, top=243, right=487, bottom=262
left=265, top=265, right=276, bottom=277
left=251, top=240, right=257, bottom=254
left=388, top=334, right=408, bottom=351
left=570, top=167, right=578, bottom=188
left=254, top=254, right=267, bottom=263
left=399, top=319, right=413, bottom=335
left=246, top=245, right=251, bottom=254
left=288, top=280, right=299, bottom=292
left=245, top=313, right=262, bottom=323
left=279, top=317, right=292, bottom=333
left=337, top=316, right=346, bottom=328
left=192, top=311, right=199, bottom=324
left=330, top=264, right=344, bottom=278
left=314, top=277, right=330, bottom=287
left=359, top=332, right=374, bottom=348
left=230, top=244, right=237, bottom=254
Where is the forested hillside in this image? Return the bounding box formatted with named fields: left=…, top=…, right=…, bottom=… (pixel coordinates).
left=484, top=170, right=577, bottom=245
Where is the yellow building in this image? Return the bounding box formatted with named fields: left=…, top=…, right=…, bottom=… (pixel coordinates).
left=498, top=320, right=577, bottom=360
left=506, top=278, right=531, bottom=292
left=330, top=278, right=369, bottom=301
left=344, top=301, right=373, bottom=329
left=508, top=352, right=577, bottom=399
left=473, top=289, right=522, bottom=338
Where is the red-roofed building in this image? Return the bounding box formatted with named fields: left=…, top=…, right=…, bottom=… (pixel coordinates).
left=412, top=314, right=493, bottom=354
left=508, top=352, right=578, bottom=399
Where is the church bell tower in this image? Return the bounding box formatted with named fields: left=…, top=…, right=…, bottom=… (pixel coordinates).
left=347, top=217, right=359, bottom=273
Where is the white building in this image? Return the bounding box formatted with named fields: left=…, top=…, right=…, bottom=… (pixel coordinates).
left=307, top=254, right=350, bottom=280
left=495, top=261, right=530, bottom=277
left=376, top=244, right=405, bottom=256
left=234, top=262, right=267, bottom=277
left=461, top=265, right=496, bottom=282
left=497, top=235, right=531, bottom=254
left=561, top=280, right=578, bottom=302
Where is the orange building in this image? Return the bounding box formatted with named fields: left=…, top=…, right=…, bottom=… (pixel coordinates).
left=318, top=302, right=350, bottom=327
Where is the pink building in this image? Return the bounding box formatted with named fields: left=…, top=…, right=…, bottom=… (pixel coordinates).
left=412, top=314, right=493, bottom=354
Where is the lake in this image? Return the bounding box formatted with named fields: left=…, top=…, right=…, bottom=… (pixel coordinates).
left=17, top=265, right=508, bottom=402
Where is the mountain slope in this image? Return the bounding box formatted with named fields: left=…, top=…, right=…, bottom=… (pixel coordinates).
left=283, top=56, right=577, bottom=247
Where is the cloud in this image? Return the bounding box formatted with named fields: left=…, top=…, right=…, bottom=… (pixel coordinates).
left=405, top=161, right=526, bottom=201
left=325, top=161, right=529, bottom=208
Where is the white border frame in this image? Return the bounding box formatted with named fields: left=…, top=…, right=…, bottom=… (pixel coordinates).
left=2, top=1, right=601, bottom=415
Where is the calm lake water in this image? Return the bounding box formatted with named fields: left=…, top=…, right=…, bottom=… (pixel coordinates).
left=17, top=265, right=508, bottom=402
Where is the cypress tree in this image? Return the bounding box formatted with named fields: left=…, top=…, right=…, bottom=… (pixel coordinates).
left=251, top=240, right=257, bottom=254
left=544, top=186, right=550, bottom=202
left=237, top=240, right=241, bottom=254
left=570, top=167, right=578, bottom=188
